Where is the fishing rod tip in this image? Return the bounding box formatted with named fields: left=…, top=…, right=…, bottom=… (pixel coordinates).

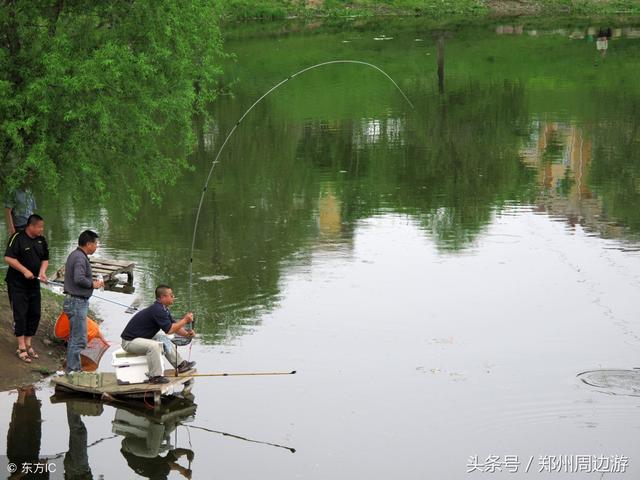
left=290, top=370, right=296, bottom=374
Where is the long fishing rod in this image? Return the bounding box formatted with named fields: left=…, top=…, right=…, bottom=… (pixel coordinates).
left=46, top=280, right=140, bottom=312
left=187, top=60, right=415, bottom=311
left=178, top=370, right=296, bottom=378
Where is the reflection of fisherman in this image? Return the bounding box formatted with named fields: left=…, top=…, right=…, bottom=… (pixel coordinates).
left=6, top=385, right=49, bottom=479
left=121, top=442, right=194, bottom=479
left=115, top=407, right=194, bottom=479
left=596, top=27, right=612, bottom=58
left=64, top=401, right=96, bottom=480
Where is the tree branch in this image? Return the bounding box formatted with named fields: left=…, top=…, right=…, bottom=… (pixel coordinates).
left=49, top=0, right=64, bottom=36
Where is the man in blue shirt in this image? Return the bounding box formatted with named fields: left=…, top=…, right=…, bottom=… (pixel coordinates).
left=4, top=187, right=36, bottom=236
left=121, top=284, right=195, bottom=384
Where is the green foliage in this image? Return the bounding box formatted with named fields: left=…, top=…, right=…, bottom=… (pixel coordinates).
left=218, top=0, right=640, bottom=20
left=1, top=0, right=224, bottom=213
left=218, top=0, right=487, bottom=21
left=518, top=0, right=640, bottom=15
left=220, top=0, right=294, bottom=20
left=324, top=0, right=486, bottom=16
left=587, top=95, right=640, bottom=235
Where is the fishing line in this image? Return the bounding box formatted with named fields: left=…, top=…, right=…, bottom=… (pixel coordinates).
left=45, top=280, right=140, bottom=312
left=186, top=421, right=193, bottom=450
left=187, top=60, right=415, bottom=311
left=45, top=434, right=119, bottom=460
left=182, top=423, right=295, bottom=453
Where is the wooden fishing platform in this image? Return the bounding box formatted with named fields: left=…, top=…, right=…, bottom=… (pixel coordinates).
left=54, top=257, right=135, bottom=293
left=51, top=368, right=196, bottom=408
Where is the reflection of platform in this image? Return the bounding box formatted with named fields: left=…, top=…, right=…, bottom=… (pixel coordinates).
left=51, top=369, right=196, bottom=408
left=50, top=394, right=197, bottom=476
left=51, top=390, right=197, bottom=420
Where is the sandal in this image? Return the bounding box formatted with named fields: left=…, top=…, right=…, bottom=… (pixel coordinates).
left=26, top=347, right=39, bottom=359
left=16, top=349, right=32, bottom=363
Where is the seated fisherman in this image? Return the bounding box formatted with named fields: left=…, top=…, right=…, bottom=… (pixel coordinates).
left=120, top=284, right=196, bottom=384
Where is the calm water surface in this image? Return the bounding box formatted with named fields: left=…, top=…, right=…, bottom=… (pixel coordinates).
left=1, top=18, right=640, bottom=479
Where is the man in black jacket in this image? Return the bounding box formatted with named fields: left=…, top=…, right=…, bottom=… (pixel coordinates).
left=4, top=214, right=49, bottom=363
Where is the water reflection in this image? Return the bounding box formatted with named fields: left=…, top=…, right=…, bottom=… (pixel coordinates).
left=50, top=395, right=296, bottom=478
left=495, top=23, right=640, bottom=40
left=114, top=401, right=196, bottom=479
left=55, top=397, right=196, bottom=480
left=14, top=17, right=639, bottom=341
left=64, top=400, right=96, bottom=480
left=6, top=386, right=49, bottom=480
left=520, top=115, right=640, bottom=242
left=596, top=27, right=612, bottom=59
left=352, top=117, right=406, bottom=148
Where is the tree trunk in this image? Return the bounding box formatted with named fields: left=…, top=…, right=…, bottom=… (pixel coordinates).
left=437, top=35, right=445, bottom=95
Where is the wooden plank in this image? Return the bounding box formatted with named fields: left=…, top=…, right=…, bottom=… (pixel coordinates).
left=91, top=258, right=135, bottom=268
left=51, top=369, right=196, bottom=397
left=53, top=256, right=135, bottom=290
left=92, top=268, right=128, bottom=276
left=92, top=266, right=131, bottom=273
left=90, top=267, right=119, bottom=274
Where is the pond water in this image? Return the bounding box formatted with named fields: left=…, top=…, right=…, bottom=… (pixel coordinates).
left=1, top=17, right=640, bottom=479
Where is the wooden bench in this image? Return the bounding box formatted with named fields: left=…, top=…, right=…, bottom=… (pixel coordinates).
left=54, top=257, right=135, bottom=293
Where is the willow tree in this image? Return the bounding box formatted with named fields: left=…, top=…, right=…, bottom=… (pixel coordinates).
left=1, top=0, right=223, bottom=210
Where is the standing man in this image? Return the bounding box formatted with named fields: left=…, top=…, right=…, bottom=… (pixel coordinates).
left=4, top=214, right=49, bottom=363
left=4, top=181, right=37, bottom=236
left=63, top=230, right=103, bottom=373
left=121, top=285, right=195, bottom=384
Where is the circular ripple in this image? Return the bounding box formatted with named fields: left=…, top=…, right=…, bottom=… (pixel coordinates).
left=577, top=369, right=640, bottom=397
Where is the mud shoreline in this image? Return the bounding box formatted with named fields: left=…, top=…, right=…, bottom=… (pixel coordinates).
left=0, top=285, right=67, bottom=392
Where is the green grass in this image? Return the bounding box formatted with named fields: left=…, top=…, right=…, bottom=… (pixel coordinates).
left=219, top=0, right=640, bottom=21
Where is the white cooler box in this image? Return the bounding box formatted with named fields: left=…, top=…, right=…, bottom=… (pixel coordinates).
left=112, top=348, right=165, bottom=385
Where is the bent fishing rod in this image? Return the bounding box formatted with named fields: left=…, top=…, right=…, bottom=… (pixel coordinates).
left=187, top=60, right=415, bottom=311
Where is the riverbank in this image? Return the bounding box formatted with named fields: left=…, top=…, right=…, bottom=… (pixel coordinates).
left=0, top=285, right=66, bottom=391
left=220, top=0, right=640, bottom=20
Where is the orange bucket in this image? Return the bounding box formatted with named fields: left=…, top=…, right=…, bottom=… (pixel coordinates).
left=55, top=312, right=102, bottom=342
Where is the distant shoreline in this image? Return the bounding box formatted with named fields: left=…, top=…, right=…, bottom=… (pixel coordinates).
left=220, top=0, right=640, bottom=22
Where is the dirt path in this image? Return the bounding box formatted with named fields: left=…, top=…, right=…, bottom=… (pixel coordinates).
left=0, top=285, right=66, bottom=392
left=484, top=0, right=544, bottom=15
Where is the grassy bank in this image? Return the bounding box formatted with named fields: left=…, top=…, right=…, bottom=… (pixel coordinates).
left=0, top=285, right=67, bottom=391
left=220, top=0, right=640, bottom=20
